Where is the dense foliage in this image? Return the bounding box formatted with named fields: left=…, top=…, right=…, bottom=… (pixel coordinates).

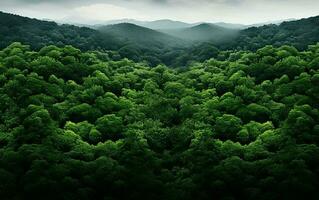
left=0, top=12, right=182, bottom=67
left=0, top=12, right=123, bottom=51
left=1, top=42, right=319, bottom=199
left=224, top=16, right=319, bottom=51
left=2, top=12, right=319, bottom=68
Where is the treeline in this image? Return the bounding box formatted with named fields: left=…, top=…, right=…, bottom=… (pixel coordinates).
left=0, top=42, right=319, bottom=199
left=0, top=12, right=125, bottom=51
left=223, top=15, right=319, bottom=51
left=2, top=12, right=319, bottom=67
left=0, top=12, right=181, bottom=67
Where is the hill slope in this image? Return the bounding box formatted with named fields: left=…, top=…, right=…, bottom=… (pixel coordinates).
left=94, top=19, right=193, bottom=30
left=98, top=23, right=186, bottom=48
left=0, top=12, right=185, bottom=66
left=223, top=15, right=319, bottom=50
left=141, top=19, right=193, bottom=30
left=161, top=23, right=239, bottom=43
left=2, top=11, right=319, bottom=67
left=0, top=11, right=123, bottom=50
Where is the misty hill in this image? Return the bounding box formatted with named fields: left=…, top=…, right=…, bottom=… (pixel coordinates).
left=94, top=19, right=142, bottom=26
left=95, top=19, right=248, bottom=30
left=142, top=19, right=192, bottom=29
left=214, top=22, right=246, bottom=29
left=98, top=23, right=186, bottom=48
left=0, top=11, right=186, bottom=66
left=248, top=18, right=296, bottom=27
left=2, top=11, right=319, bottom=67
left=224, top=15, right=319, bottom=50
left=0, top=11, right=124, bottom=50
left=94, top=19, right=193, bottom=30
left=212, top=18, right=295, bottom=29
left=161, top=23, right=239, bottom=43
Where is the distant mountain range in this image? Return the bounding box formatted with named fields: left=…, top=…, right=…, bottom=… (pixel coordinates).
left=160, top=23, right=239, bottom=43
left=1, top=11, right=319, bottom=64
left=98, top=23, right=186, bottom=48
left=91, top=18, right=296, bottom=30
left=224, top=15, right=319, bottom=50
left=95, top=19, right=193, bottom=30
left=97, top=22, right=240, bottom=46
left=93, top=19, right=246, bottom=30
left=87, top=18, right=298, bottom=45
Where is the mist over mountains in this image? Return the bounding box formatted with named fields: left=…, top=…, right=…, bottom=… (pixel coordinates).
left=0, top=11, right=318, bottom=67
left=87, top=18, right=295, bottom=30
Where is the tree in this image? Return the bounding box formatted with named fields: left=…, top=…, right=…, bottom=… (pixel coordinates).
left=214, top=114, right=243, bottom=141
left=237, top=103, right=271, bottom=123
left=1, top=41, right=319, bottom=200
left=95, top=114, right=124, bottom=141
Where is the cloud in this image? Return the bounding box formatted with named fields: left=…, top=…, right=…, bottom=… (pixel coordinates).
left=71, top=3, right=148, bottom=22
left=0, top=0, right=318, bottom=24
left=1, top=0, right=243, bottom=7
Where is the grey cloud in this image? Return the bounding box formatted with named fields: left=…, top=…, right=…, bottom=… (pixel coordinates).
left=0, top=0, right=318, bottom=24
left=1, top=0, right=243, bottom=6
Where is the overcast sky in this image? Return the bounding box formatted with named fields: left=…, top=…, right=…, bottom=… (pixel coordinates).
left=1, top=0, right=319, bottom=24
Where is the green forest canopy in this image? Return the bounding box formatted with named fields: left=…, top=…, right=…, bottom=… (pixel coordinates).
left=1, top=42, right=319, bottom=199
left=1, top=11, right=319, bottom=67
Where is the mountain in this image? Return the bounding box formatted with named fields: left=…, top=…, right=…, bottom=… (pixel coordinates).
left=249, top=18, right=297, bottom=27
left=222, top=15, right=319, bottom=50
left=91, top=18, right=299, bottom=34
left=94, top=19, right=193, bottom=30
left=214, top=22, right=246, bottom=29
left=213, top=18, right=296, bottom=29
left=2, top=11, right=319, bottom=67
left=95, top=19, right=143, bottom=26
left=98, top=23, right=186, bottom=48
left=0, top=11, right=185, bottom=66
left=95, top=19, right=245, bottom=30
left=161, top=23, right=239, bottom=43
left=142, top=19, right=192, bottom=30
left=0, top=11, right=124, bottom=50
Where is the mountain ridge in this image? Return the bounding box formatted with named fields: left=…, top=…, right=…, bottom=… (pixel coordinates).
left=98, top=22, right=186, bottom=47
left=160, top=23, right=239, bottom=43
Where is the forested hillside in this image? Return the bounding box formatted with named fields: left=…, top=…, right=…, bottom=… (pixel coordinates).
left=0, top=12, right=123, bottom=51
left=0, top=12, right=177, bottom=67
left=224, top=16, right=319, bottom=51
left=161, top=23, right=239, bottom=43
left=1, top=42, right=319, bottom=199
left=98, top=23, right=185, bottom=48
left=99, top=19, right=194, bottom=30
left=1, top=11, right=319, bottom=68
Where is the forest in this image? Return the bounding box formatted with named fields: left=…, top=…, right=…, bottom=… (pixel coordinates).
left=1, top=41, right=319, bottom=199
left=1, top=10, right=319, bottom=200
left=1, top=12, right=319, bottom=67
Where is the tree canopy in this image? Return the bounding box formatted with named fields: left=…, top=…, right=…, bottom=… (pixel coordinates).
left=0, top=42, right=319, bottom=199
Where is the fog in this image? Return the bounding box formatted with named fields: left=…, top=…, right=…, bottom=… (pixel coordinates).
left=1, top=0, right=319, bottom=24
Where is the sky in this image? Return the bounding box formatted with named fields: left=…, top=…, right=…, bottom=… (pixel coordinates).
left=1, top=0, right=319, bottom=24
